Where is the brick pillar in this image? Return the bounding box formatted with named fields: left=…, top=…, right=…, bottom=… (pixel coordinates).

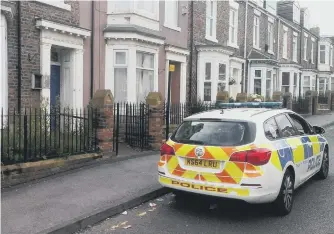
left=283, top=92, right=292, bottom=110
left=305, top=90, right=313, bottom=115
left=272, top=91, right=283, bottom=102
left=146, top=92, right=164, bottom=150
left=91, top=90, right=114, bottom=153
left=236, top=93, right=247, bottom=102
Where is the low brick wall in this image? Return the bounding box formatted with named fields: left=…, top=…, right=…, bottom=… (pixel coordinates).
left=1, top=153, right=103, bottom=188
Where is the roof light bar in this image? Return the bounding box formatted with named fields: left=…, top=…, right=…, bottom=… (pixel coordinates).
left=216, top=102, right=283, bottom=109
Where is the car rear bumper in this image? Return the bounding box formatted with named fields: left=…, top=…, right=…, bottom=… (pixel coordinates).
left=158, top=174, right=278, bottom=204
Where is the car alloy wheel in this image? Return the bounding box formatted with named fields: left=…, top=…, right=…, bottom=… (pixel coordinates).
left=282, top=174, right=293, bottom=211
left=322, top=150, right=329, bottom=177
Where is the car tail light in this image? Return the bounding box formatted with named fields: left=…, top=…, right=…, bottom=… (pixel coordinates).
left=230, top=148, right=272, bottom=166
left=160, top=143, right=175, bottom=156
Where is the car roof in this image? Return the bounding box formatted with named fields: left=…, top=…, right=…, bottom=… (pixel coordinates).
left=184, top=108, right=294, bottom=123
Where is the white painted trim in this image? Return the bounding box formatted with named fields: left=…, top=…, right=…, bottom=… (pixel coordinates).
left=205, top=36, right=218, bottom=43
left=1, top=5, right=12, bottom=14
left=166, top=52, right=186, bottom=63
left=205, top=0, right=217, bottom=41
left=229, top=0, right=239, bottom=10
left=197, top=46, right=234, bottom=55
left=165, top=45, right=189, bottom=56
left=304, top=32, right=309, bottom=38
left=0, top=13, right=8, bottom=119
left=230, top=57, right=245, bottom=64
left=36, top=19, right=90, bottom=38
left=293, top=31, right=298, bottom=36
left=51, top=61, right=61, bottom=66
left=311, top=37, right=316, bottom=42
left=283, top=25, right=288, bottom=32
left=280, top=17, right=301, bottom=32
left=35, top=0, right=71, bottom=11
left=254, top=9, right=261, bottom=16
left=164, top=24, right=181, bottom=32
left=268, top=16, right=274, bottom=23
left=104, top=32, right=164, bottom=45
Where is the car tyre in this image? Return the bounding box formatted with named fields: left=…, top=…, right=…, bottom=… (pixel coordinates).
left=315, top=148, right=329, bottom=180
left=273, top=169, right=294, bottom=216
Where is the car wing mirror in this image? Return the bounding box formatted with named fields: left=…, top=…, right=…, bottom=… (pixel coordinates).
left=313, top=126, right=325, bottom=134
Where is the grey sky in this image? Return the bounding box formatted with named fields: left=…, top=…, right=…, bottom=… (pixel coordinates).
left=299, top=0, right=334, bottom=36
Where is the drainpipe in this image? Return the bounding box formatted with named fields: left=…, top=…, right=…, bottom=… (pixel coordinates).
left=277, top=18, right=281, bottom=92
left=188, top=1, right=194, bottom=103
left=315, top=37, right=319, bottom=92
left=298, top=25, right=303, bottom=98
left=17, top=1, right=22, bottom=110
left=242, top=0, right=249, bottom=93
left=90, top=0, right=95, bottom=99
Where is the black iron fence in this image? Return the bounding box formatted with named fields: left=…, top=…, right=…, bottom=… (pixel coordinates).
left=113, top=102, right=150, bottom=154
left=0, top=108, right=98, bottom=165
left=291, top=96, right=309, bottom=114
left=318, top=94, right=328, bottom=104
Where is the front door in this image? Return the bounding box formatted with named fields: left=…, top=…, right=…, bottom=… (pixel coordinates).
left=50, top=65, right=60, bottom=108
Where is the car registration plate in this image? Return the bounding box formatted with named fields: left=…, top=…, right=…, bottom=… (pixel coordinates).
left=185, top=158, right=220, bottom=169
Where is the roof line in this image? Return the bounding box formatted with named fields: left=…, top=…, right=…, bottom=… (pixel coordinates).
left=250, top=108, right=276, bottom=117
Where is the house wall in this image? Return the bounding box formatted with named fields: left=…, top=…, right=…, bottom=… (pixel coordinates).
left=2, top=0, right=80, bottom=109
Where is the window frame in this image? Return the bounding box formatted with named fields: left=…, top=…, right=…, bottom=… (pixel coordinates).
left=136, top=51, right=155, bottom=102
left=267, top=22, right=274, bottom=53
left=287, top=113, right=313, bottom=136
left=263, top=116, right=281, bottom=141
left=311, top=40, right=314, bottom=64
left=330, top=45, right=333, bottom=67
left=292, top=34, right=298, bottom=62
left=229, top=1, right=239, bottom=47
left=217, top=63, right=227, bottom=93
left=320, top=45, right=326, bottom=64
left=164, top=0, right=180, bottom=31
left=253, top=15, right=260, bottom=49
left=204, top=62, right=212, bottom=102
left=303, top=35, right=308, bottom=61
left=206, top=0, right=217, bottom=42
left=274, top=113, right=300, bottom=139
left=282, top=27, right=288, bottom=59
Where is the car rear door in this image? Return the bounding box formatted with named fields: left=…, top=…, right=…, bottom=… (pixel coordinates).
left=273, top=114, right=305, bottom=185
left=287, top=113, right=322, bottom=179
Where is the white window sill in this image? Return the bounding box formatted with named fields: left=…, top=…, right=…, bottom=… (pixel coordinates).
left=268, top=50, right=274, bottom=55
left=35, top=0, right=71, bottom=11
left=228, top=42, right=239, bottom=49
left=304, top=58, right=308, bottom=62
left=163, top=23, right=181, bottom=32
left=205, top=36, right=218, bottom=43
left=253, top=45, right=261, bottom=51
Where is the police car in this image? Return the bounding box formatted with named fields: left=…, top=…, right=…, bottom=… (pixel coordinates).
left=158, top=104, right=329, bottom=216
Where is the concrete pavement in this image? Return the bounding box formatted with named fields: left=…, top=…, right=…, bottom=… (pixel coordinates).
left=302, top=111, right=334, bottom=128
left=78, top=126, right=334, bottom=234
left=1, top=112, right=334, bottom=234
left=1, top=154, right=167, bottom=234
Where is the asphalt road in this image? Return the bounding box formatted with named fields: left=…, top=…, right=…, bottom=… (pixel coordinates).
left=78, top=126, right=334, bottom=234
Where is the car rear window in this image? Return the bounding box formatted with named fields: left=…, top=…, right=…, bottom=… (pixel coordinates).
left=171, top=120, right=256, bottom=146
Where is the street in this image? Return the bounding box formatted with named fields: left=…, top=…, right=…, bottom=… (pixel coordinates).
left=78, top=126, right=334, bottom=234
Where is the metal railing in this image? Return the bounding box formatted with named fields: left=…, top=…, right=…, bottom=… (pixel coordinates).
left=0, top=108, right=98, bottom=165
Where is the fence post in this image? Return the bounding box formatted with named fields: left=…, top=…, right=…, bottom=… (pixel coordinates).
left=91, top=90, right=114, bottom=154
left=146, top=92, right=163, bottom=150
left=312, top=91, right=319, bottom=115
left=283, top=92, right=292, bottom=110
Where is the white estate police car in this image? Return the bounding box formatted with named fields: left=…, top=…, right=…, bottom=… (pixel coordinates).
left=158, top=106, right=329, bottom=215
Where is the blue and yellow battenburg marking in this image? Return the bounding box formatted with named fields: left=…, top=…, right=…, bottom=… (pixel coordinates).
left=269, top=135, right=326, bottom=171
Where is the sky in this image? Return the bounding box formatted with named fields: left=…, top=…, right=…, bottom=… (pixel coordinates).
left=298, top=0, right=334, bottom=36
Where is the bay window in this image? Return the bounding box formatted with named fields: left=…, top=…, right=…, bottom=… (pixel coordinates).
left=266, top=70, right=272, bottom=98
left=114, top=51, right=128, bottom=103
left=204, top=63, right=212, bottom=101
left=136, top=52, right=155, bottom=102
left=254, top=69, right=262, bottom=95
left=303, top=76, right=310, bottom=94
left=217, top=64, right=227, bottom=92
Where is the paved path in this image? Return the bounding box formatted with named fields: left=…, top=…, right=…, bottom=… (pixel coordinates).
left=303, top=111, right=334, bottom=127
left=79, top=126, right=334, bottom=234
left=1, top=154, right=160, bottom=234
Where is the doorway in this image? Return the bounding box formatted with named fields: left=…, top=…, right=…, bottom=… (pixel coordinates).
left=169, top=61, right=181, bottom=104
